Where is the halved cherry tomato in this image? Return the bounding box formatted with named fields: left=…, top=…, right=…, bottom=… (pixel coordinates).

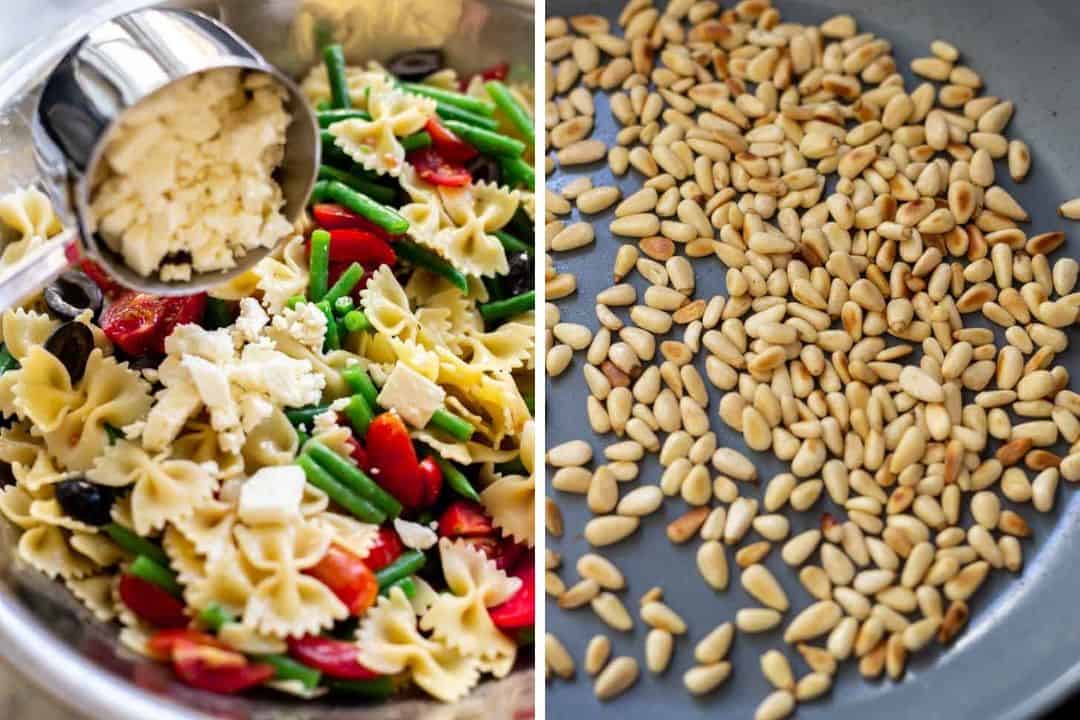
left=100, top=292, right=207, bottom=355
left=439, top=500, right=494, bottom=538
left=305, top=544, right=379, bottom=615
left=365, top=412, right=424, bottom=510
left=489, top=557, right=534, bottom=630
left=287, top=635, right=382, bottom=680
left=417, top=456, right=444, bottom=507
left=312, top=204, right=395, bottom=239
left=117, top=574, right=188, bottom=628
left=407, top=147, right=472, bottom=188
left=425, top=118, right=478, bottom=163
left=147, top=629, right=227, bottom=660
left=172, top=639, right=274, bottom=694
left=461, top=536, right=524, bottom=571
left=324, top=229, right=397, bottom=267
left=364, top=528, right=403, bottom=572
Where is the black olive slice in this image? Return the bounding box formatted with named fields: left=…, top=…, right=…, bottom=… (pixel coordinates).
left=387, top=49, right=445, bottom=82
left=503, top=251, right=533, bottom=297
left=54, top=476, right=115, bottom=526
left=44, top=321, right=95, bottom=383
left=43, top=271, right=104, bottom=322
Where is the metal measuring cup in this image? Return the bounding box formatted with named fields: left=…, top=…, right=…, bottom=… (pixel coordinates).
left=0, top=6, right=320, bottom=309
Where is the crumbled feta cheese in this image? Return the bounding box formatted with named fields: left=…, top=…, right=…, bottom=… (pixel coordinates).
left=312, top=409, right=339, bottom=436
left=393, top=518, right=438, bottom=550
left=238, top=466, right=306, bottom=525
left=376, top=363, right=446, bottom=429
left=271, top=302, right=328, bottom=353
left=89, top=68, right=292, bottom=280
left=235, top=297, right=269, bottom=343
left=141, top=322, right=326, bottom=454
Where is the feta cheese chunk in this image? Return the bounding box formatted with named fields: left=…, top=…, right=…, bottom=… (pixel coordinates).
left=376, top=363, right=446, bottom=429
left=393, top=518, right=438, bottom=550
left=235, top=297, right=269, bottom=343
left=238, top=465, right=306, bottom=525
left=271, top=302, right=328, bottom=353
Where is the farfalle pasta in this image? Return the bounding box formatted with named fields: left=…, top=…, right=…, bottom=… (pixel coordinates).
left=0, top=38, right=533, bottom=707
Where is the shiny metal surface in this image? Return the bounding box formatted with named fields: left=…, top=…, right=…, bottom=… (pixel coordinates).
left=24, top=6, right=320, bottom=298
left=0, top=1, right=534, bottom=719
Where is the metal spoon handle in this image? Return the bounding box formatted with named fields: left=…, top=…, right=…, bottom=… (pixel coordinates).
left=0, top=230, right=76, bottom=314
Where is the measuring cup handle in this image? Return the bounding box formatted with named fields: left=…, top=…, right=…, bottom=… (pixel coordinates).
left=0, top=229, right=78, bottom=314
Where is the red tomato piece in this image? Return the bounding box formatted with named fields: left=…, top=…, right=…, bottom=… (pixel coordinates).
left=287, top=635, right=382, bottom=680
left=407, top=147, right=472, bottom=188
left=117, top=574, right=188, bottom=628
left=305, top=544, right=379, bottom=615
left=417, top=456, right=444, bottom=507
left=312, top=204, right=395, bottom=239
left=100, top=292, right=206, bottom=355
left=365, top=412, right=424, bottom=510
left=147, top=629, right=227, bottom=660
left=488, top=558, right=534, bottom=630
left=326, top=229, right=397, bottom=267
left=172, top=640, right=274, bottom=694
left=64, top=243, right=127, bottom=297
left=425, top=118, right=478, bottom=163
left=364, top=528, right=403, bottom=572
left=439, top=500, right=494, bottom=538
left=159, top=294, right=207, bottom=345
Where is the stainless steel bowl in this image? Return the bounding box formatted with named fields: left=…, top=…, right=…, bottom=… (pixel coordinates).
left=0, top=1, right=534, bottom=718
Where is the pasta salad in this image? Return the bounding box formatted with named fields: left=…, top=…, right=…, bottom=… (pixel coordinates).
left=0, top=45, right=535, bottom=704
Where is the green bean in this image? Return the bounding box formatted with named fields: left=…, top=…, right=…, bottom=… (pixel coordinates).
left=297, top=455, right=386, bottom=524
left=431, top=454, right=480, bottom=502
left=304, top=440, right=402, bottom=517
left=203, top=297, right=234, bottom=329
left=285, top=295, right=305, bottom=310
left=333, top=295, right=355, bottom=317
left=321, top=135, right=356, bottom=171
left=395, top=240, right=468, bottom=292
left=323, top=262, right=365, bottom=306
left=343, top=392, right=373, bottom=437
left=315, top=301, right=340, bottom=351
left=129, top=555, right=181, bottom=597
left=316, top=100, right=333, bottom=112
left=399, top=82, right=494, bottom=116
left=317, top=165, right=396, bottom=205
left=442, top=120, right=525, bottom=157
left=479, top=290, right=535, bottom=322
left=317, top=109, right=370, bottom=127
left=285, top=404, right=330, bottom=428
left=435, top=102, right=500, bottom=131
left=524, top=390, right=534, bottom=415
left=197, top=603, right=234, bottom=633
left=494, top=229, right=532, bottom=256
left=340, top=366, right=379, bottom=408
left=259, top=654, right=322, bottom=690
left=343, top=309, right=372, bottom=333
left=379, top=576, right=416, bottom=598
left=374, top=550, right=426, bottom=588
left=296, top=429, right=311, bottom=447
left=498, top=155, right=535, bottom=189
left=328, top=677, right=395, bottom=699
left=485, top=80, right=534, bottom=141
left=0, top=345, right=17, bottom=374
left=322, top=44, right=352, bottom=109
left=310, top=181, right=410, bottom=235
left=308, top=230, right=331, bottom=301
left=507, top=206, right=533, bottom=239
left=104, top=523, right=169, bottom=567
left=427, top=408, right=475, bottom=442
left=399, top=131, right=432, bottom=152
